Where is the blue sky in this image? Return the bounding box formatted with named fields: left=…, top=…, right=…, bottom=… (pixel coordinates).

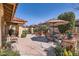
left=15, top=3, right=79, bottom=25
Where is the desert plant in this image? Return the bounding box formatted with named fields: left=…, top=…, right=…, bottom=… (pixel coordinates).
left=54, top=43, right=64, bottom=56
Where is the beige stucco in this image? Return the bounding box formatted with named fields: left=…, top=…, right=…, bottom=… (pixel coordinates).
left=19, top=26, right=28, bottom=37
left=75, top=27, right=79, bottom=33
left=30, top=27, right=34, bottom=34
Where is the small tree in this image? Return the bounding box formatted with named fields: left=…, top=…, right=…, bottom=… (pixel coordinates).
left=58, top=12, right=75, bottom=33
left=40, top=25, right=48, bottom=34
left=40, top=25, right=48, bottom=32
left=33, top=27, right=39, bottom=33
left=33, top=25, right=48, bottom=35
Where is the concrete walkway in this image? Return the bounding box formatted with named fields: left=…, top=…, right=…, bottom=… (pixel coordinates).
left=16, top=34, right=56, bottom=56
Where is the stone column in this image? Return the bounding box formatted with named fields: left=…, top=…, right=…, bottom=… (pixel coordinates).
left=0, top=5, right=4, bottom=48
left=0, top=16, right=2, bottom=48
left=31, top=27, right=34, bottom=34
left=16, top=24, right=19, bottom=37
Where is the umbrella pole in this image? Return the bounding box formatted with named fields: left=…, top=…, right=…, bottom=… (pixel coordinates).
left=52, top=23, right=54, bottom=41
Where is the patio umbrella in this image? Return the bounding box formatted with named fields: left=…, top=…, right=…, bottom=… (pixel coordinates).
left=47, top=19, right=69, bottom=26
left=47, top=19, right=69, bottom=32
left=47, top=19, right=69, bottom=41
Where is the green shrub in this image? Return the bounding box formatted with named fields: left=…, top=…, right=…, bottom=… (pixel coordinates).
left=21, top=34, right=26, bottom=38
left=33, top=25, right=48, bottom=33
left=0, top=38, right=20, bottom=56
left=33, top=28, right=39, bottom=33
left=54, top=43, right=77, bottom=56
left=40, top=25, right=48, bottom=32
left=21, top=30, right=28, bottom=38
left=2, top=39, right=7, bottom=48
left=54, top=44, right=64, bottom=56
left=0, top=49, right=20, bottom=56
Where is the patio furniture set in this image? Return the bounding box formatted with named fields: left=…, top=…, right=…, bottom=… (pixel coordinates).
left=44, top=19, right=79, bottom=54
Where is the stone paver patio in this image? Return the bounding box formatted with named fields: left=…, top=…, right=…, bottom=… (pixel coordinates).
left=15, top=34, right=56, bottom=56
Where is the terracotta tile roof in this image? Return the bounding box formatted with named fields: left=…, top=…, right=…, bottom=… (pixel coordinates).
left=13, top=17, right=27, bottom=22
left=10, top=17, right=27, bottom=24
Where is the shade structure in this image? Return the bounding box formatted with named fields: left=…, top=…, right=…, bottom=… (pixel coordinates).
left=47, top=19, right=69, bottom=41
left=47, top=19, right=69, bottom=31
left=48, top=19, right=69, bottom=32
left=47, top=19, right=69, bottom=27
left=7, top=17, right=27, bottom=25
